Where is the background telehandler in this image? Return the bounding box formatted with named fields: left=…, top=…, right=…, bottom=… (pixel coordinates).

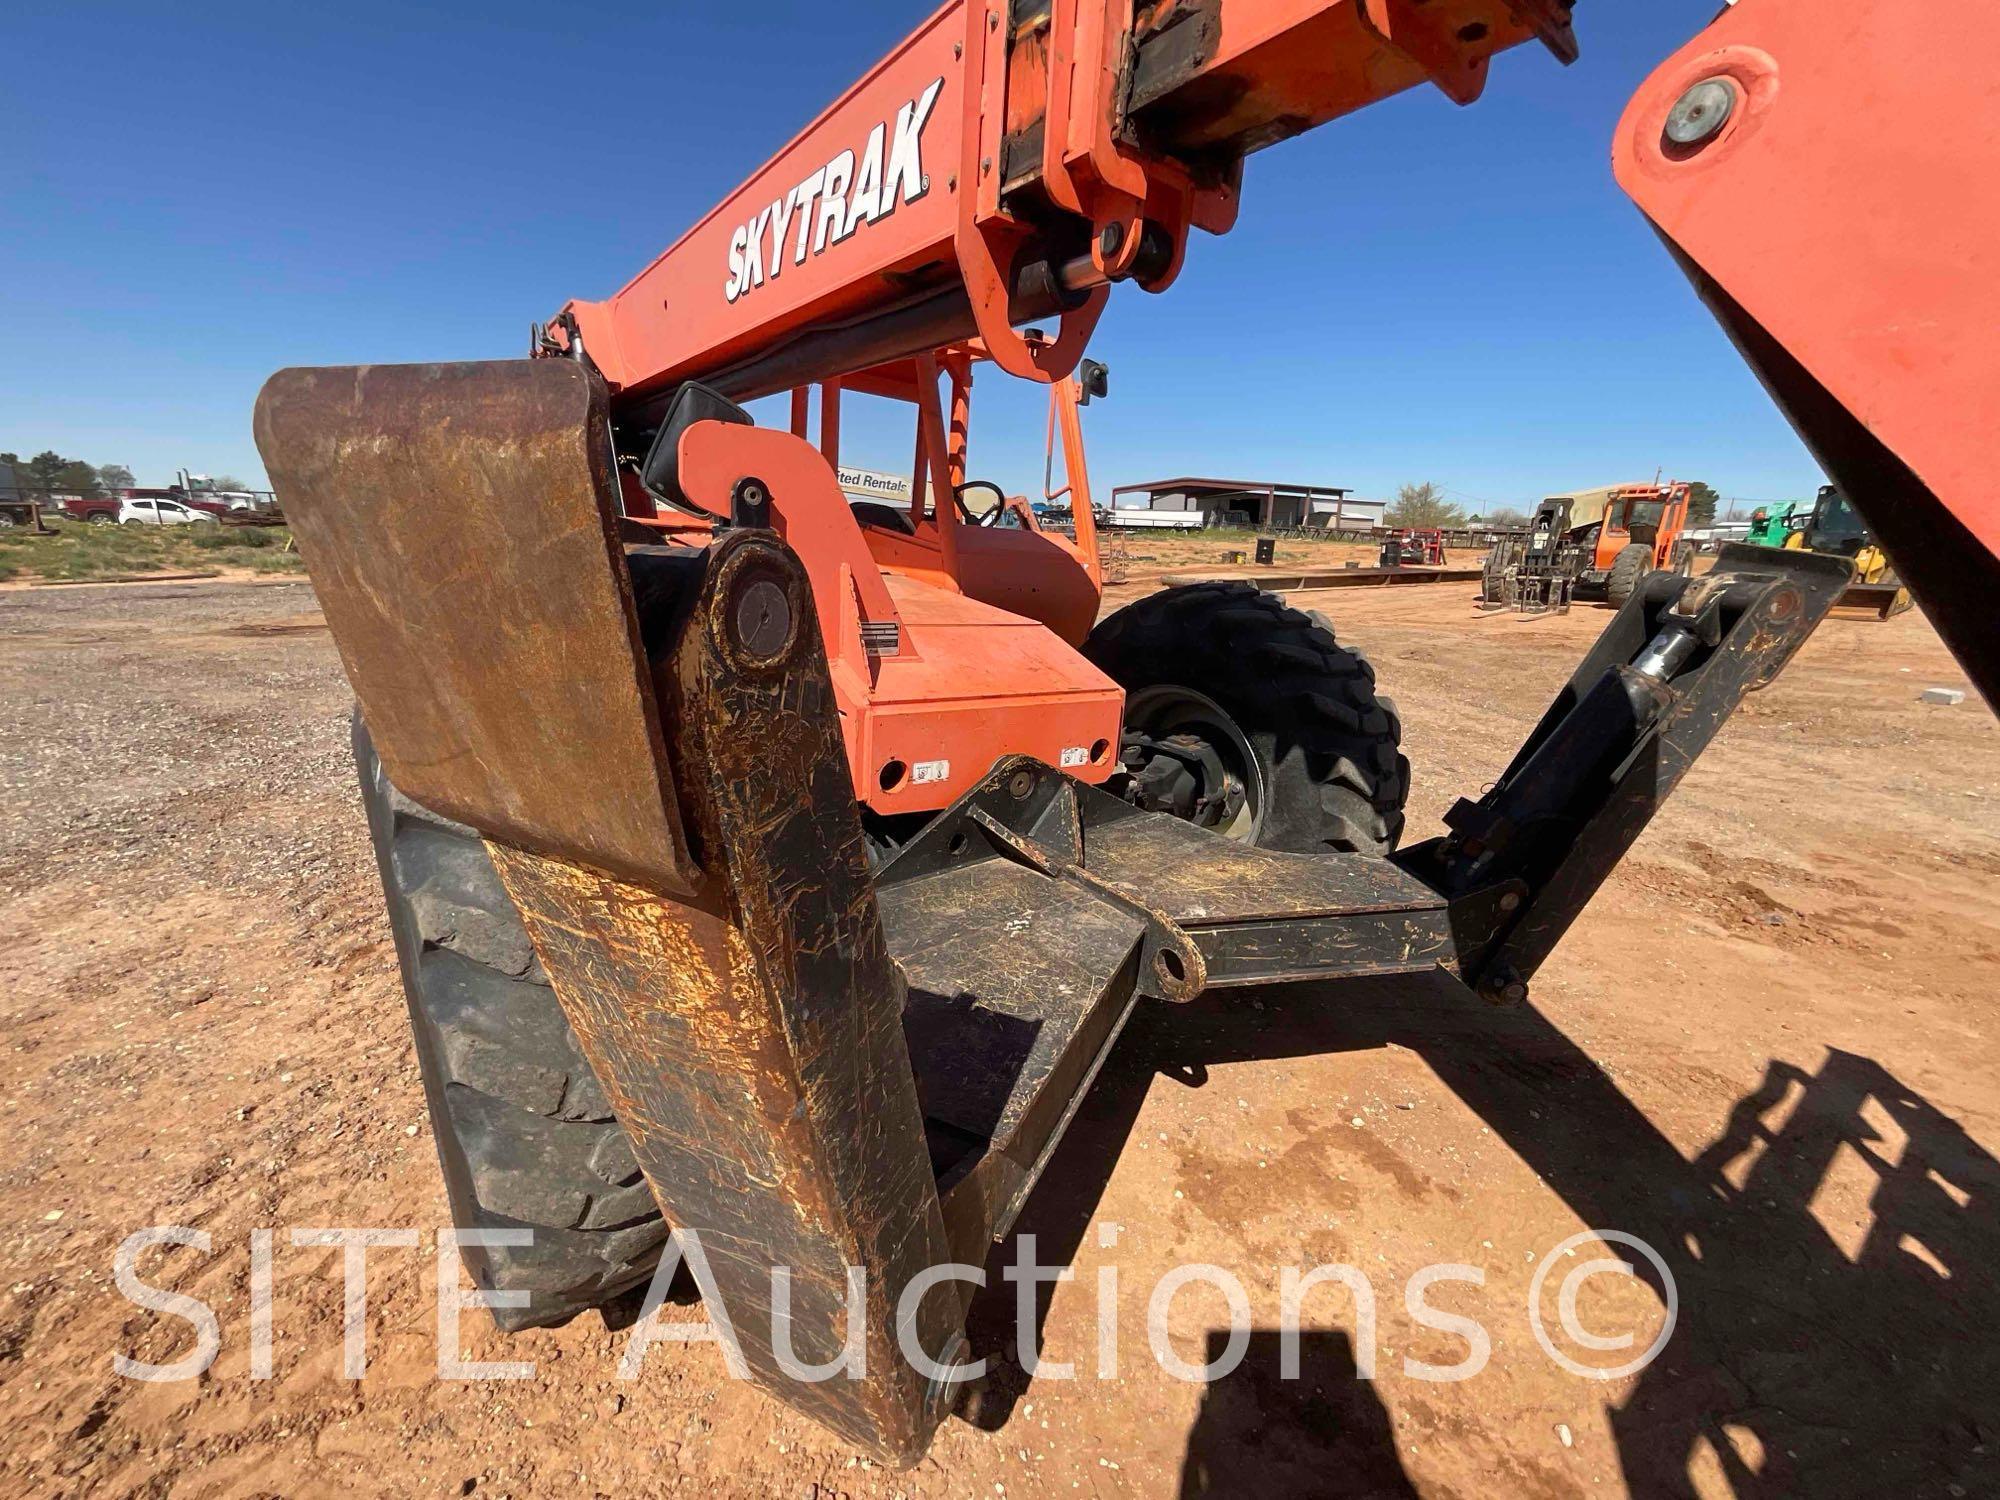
left=1484, top=482, right=1696, bottom=613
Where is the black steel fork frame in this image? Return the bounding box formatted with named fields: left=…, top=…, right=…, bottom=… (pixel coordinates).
left=1401, top=543, right=1853, bottom=1000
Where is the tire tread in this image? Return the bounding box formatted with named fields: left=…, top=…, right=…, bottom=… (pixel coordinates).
left=1082, top=583, right=1409, bottom=854
left=353, top=715, right=667, bottom=1330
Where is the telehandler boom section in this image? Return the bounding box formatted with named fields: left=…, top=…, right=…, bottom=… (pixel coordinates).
left=255, top=0, right=1998, bottom=1463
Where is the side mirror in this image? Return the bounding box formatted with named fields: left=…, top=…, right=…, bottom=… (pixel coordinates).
left=1078, top=359, right=1110, bottom=405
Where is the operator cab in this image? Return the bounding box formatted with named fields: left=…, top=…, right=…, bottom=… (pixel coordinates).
left=1610, top=495, right=1667, bottom=548
left=1798, top=484, right=1868, bottom=556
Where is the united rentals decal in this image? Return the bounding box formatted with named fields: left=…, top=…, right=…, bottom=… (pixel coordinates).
left=836, top=465, right=912, bottom=502
left=724, top=78, right=945, bottom=305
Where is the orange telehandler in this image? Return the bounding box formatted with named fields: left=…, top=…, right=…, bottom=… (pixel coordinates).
left=254, top=0, right=1999, bottom=1463
left=1485, top=481, right=1697, bottom=612
left=1572, top=482, right=1698, bottom=605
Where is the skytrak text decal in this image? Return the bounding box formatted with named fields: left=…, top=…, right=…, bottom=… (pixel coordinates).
left=723, top=78, right=945, bottom=305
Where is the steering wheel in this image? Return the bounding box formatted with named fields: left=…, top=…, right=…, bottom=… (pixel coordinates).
left=954, top=481, right=1009, bottom=527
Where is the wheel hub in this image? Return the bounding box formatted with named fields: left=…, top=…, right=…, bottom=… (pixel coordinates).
left=1115, top=685, right=1265, bottom=842
left=1122, top=731, right=1246, bottom=830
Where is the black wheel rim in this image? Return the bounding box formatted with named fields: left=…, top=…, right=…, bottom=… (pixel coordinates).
left=1122, top=684, right=1266, bottom=842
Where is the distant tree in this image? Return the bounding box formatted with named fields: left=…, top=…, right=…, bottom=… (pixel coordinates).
left=1484, top=506, right=1530, bottom=529
left=24, top=451, right=70, bottom=497
left=97, top=463, right=136, bottom=492
left=1386, top=481, right=1466, bottom=529
left=211, top=473, right=254, bottom=492
left=54, top=461, right=104, bottom=497
left=1686, top=481, right=1720, bottom=528
left=1, top=452, right=121, bottom=497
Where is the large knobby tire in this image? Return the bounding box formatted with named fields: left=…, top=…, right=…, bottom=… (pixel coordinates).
left=1605, top=543, right=1654, bottom=608
left=353, top=715, right=669, bottom=1329
left=1082, top=582, right=1409, bottom=855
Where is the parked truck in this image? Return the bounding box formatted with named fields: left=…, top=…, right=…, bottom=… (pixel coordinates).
left=0, top=497, right=54, bottom=532
left=56, top=495, right=121, bottom=524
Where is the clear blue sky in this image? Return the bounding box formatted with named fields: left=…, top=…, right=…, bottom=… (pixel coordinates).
left=2, top=2, right=1819, bottom=515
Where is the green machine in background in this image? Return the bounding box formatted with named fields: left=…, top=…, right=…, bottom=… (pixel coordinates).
left=1747, top=487, right=1912, bottom=618
left=1745, top=501, right=1799, bottom=548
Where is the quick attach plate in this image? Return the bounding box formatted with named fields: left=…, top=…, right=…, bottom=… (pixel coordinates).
left=874, top=756, right=1454, bottom=1256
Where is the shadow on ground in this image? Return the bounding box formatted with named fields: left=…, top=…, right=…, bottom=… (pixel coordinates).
left=966, top=970, right=1999, bottom=1498
left=1177, top=1328, right=1416, bottom=1499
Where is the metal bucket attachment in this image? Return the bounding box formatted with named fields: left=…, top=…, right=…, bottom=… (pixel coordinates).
left=259, top=361, right=963, bottom=1462
left=1836, top=579, right=1915, bottom=620
left=254, top=360, right=697, bottom=894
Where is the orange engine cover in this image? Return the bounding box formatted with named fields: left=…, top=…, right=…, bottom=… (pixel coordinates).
left=849, top=573, right=1123, bottom=814
left=673, top=417, right=1122, bottom=815
left=863, top=518, right=1103, bottom=645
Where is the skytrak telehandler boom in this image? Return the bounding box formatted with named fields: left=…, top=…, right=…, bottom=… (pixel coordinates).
left=255, top=0, right=1999, bottom=1464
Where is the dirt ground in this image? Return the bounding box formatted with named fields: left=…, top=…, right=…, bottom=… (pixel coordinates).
left=1, top=561, right=1995, bottom=1500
